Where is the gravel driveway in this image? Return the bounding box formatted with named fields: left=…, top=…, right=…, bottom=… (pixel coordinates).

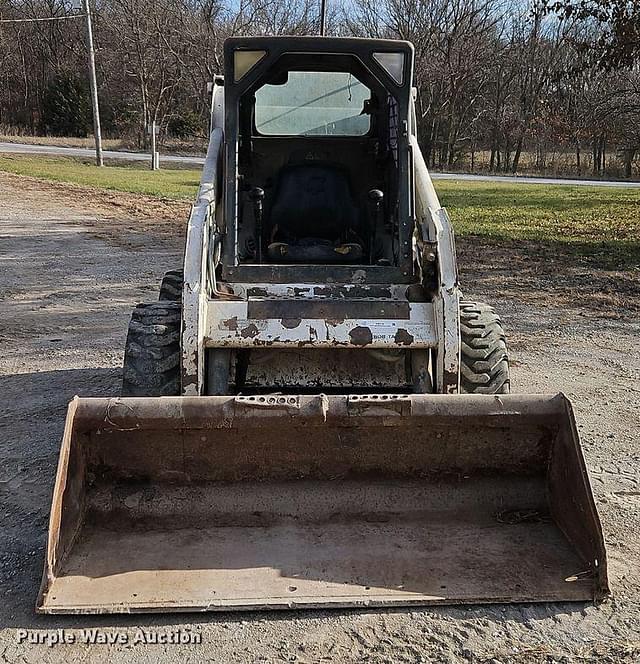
left=0, top=172, right=638, bottom=663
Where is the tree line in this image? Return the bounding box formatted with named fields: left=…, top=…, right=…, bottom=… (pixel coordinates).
left=0, top=0, right=638, bottom=177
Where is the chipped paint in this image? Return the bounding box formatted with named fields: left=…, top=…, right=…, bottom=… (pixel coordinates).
left=235, top=283, right=408, bottom=300
left=405, top=284, right=428, bottom=302
left=313, top=285, right=393, bottom=299
left=205, top=301, right=436, bottom=349
left=352, top=270, right=366, bottom=284
left=349, top=326, right=373, bottom=346
left=281, top=318, right=302, bottom=329
left=394, top=329, right=414, bottom=346
left=247, top=287, right=269, bottom=297
left=240, top=323, right=260, bottom=339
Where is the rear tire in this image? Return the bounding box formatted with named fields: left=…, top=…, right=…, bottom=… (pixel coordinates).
left=460, top=301, right=510, bottom=394
left=122, top=302, right=181, bottom=396
left=159, top=269, right=183, bottom=301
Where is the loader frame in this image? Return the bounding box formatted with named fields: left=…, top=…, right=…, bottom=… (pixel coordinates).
left=181, top=37, right=461, bottom=396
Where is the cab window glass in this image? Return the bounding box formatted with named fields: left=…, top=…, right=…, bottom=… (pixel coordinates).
left=255, top=71, right=371, bottom=136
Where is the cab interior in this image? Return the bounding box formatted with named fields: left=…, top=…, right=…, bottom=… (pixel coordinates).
left=235, top=54, right=403, bottom=266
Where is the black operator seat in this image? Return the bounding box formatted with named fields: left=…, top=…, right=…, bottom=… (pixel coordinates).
left=267, top=163, right=364, bottom=263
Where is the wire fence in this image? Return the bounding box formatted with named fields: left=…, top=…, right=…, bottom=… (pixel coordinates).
left=0, top=15, right=85, bottom=23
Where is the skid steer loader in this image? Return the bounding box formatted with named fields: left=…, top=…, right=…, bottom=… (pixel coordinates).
left=38, top=36, right=608, bottom=614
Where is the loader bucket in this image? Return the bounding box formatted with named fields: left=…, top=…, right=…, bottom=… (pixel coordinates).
left=38, top=393, right=608, bottom=614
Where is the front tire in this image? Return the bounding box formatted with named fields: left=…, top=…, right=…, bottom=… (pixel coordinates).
left=122, top=301, right=181, bottom=396
left=159, top=269, right=183, bottom=301
left=460, top=301, right=510, bottom=394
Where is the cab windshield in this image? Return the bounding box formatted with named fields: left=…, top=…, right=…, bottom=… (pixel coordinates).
left=254, top=71, right=371, bottom=137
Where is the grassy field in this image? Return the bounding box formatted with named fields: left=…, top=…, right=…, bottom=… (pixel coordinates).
left=1, top=155, right=638, bottom=268
left=438, top=180, right=640, bottom=268
left=0, top=155, right=199, bottom=200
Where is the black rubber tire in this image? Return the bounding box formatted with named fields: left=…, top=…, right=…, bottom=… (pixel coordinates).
left=460, top=301, right=510, bottom=394
left=122, top=301, right=181, bottom=396
left=159, top=269, right=183, bottom=301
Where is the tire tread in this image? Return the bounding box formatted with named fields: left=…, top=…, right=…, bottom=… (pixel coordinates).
left=122, top=301, right=181, bottom=396
left=460, top=301, right=510, bottom=394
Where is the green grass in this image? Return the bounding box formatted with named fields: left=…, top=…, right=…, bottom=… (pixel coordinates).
left=437, top=180, right=640, bottom=268
left=1, top=155, right=638, bottom=268
left=0, top=154, right=199, bottom=200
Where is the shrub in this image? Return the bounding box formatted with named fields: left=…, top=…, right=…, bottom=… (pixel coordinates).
left=41, top=74, right=92, bottom=137
left=167, top=111, right=204, bottom=139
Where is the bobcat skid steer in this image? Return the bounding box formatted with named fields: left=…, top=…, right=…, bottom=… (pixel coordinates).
left=38, top=36, right=608, bottom=614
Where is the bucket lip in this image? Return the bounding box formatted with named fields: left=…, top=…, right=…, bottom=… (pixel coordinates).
left=68, top=392, right=572, bottom=433
left=37, top=588, right=605, bottom=615
left=74, top=392, right=568, bottom=404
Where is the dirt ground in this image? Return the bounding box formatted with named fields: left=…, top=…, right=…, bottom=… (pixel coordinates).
left=0, top=172, right=638, bottom=663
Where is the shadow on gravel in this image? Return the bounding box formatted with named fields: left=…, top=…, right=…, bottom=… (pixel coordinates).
left=0, top=368, right=120, bottom=629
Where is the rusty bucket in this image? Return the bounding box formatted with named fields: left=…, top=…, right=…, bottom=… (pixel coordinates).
left=37, top=393, right=608, bottom=613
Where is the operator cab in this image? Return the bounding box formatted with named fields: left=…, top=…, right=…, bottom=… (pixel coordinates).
left=222, top=37, right=415, bottom=282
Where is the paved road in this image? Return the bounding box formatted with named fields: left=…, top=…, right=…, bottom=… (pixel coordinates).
left=0, top=141, right=206, bottom=165
left=431, top=172, right=640, bottom=187
left=2, top=141, right=640, bottom=187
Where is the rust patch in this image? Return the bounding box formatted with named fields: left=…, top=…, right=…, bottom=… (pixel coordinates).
left=405, top=284, right=428, bottom=302
left=349, top=326, right=373, bottom=346
left=240, top=324, right=260, bottom=339
left=252, top=337, right=278, bottom=346
left=181, top=374, right=198, bottom=389
left=222, top=316, right=239, bottom=331
left=395, top=329, right=415, bottom=345
left=314, top=285, right=392, bottom=299
left=181, top=349, right=199, bottom=391
left=281, top=318, right=302, bottom=329
left=247, top=287, right=269, bottom=297
left=352, top=270, right=366, bottom=284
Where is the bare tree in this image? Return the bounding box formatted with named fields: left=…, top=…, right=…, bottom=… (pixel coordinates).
left=1, top=0, right=640, bottom=177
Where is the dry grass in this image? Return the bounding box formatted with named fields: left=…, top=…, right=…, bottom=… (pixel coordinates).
left=430, top=148, right=639, bottom=180
left=0, top=133, right=125, bottom=150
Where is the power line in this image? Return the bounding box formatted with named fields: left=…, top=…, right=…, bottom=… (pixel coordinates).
left=0, top=5, right=103, bottom=167
left=0, top=15, right=85, bottom=23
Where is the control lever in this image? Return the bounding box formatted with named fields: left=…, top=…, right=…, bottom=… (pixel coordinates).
left=249, top=187, right=265, bottom=262
left=367, top=189, right=384, bottom=265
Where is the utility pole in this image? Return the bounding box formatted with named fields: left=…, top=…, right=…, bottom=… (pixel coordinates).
left=82, top=0, right=103, bottom=167
left=319, top=0, right=326, bottom=36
